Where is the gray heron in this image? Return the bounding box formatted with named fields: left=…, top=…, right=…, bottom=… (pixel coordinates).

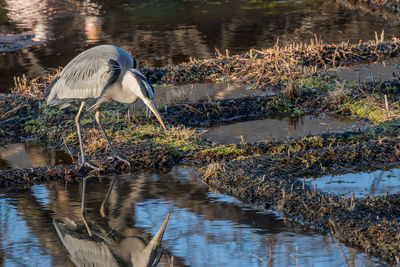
left=46, top=45, right=166, bottom=170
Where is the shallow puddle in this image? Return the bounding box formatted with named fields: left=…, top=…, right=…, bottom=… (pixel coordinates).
left=0, top=167, right=387, bottom=266
left=137, top=82, right=266, bottom=108
left=334, top=58, right=400, bottom=82
left=204, top=114, right=367, bottom=145
left=0, top=142, right=72, bottom=170
left=306, top=168, right=400, bottom=198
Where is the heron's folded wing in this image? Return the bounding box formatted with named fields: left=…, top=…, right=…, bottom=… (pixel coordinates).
left=46, top=58, right=121, bottom=104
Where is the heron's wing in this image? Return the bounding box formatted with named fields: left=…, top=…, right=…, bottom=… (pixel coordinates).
left=53, top=219, right=119, bottom=267
left=46, top=58, right=121, bottom=105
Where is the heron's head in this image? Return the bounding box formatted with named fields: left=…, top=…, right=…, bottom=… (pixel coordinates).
left=123, top=69, right=166, bottom=130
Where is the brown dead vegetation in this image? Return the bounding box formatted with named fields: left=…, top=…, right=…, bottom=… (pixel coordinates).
left=137, top=32, right=400, bottom=92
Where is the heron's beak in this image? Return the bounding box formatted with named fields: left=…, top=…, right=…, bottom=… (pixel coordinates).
left=143, top=98, right=166, bottom=130
left=146, top=213, right=170, bottom=251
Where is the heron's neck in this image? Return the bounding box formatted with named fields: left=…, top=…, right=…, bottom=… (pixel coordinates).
left=107, top=75, right=139, bottom=104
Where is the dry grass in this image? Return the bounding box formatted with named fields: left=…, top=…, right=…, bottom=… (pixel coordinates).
left=202, top=161, right=226, bottom=182
left=11, top=68, right=61, bottom=98
left=82, top=128, right=111, bottom=155
left=209, top=32, right=399, bottom=89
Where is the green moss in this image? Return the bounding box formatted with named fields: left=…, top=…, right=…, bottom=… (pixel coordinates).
left=292, top=108, right=302, bottom=116
left=295, top=74, right=358, bottom=95
left=199, top=145, right=246, bottom=158
left=296, top=75, right=335, bottom=92
left=155, top=131, right=199, bottom=157
left=340, top=98, right=390, bottom=124
left=268, top=97, right=292, bottom=113
left=302, top=136, right=324, bottom=148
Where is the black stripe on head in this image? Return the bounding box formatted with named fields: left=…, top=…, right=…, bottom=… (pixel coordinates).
left=128, top=69, right=154, bottom=99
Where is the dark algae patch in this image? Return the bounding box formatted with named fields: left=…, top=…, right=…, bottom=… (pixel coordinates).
left=2, top=36, right=400, bottom=264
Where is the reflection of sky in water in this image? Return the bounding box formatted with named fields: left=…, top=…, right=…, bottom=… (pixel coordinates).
left=31, top=185, right=50, bottom=207
left=133, top=198, right=381, bottom=266
left=306, top=168, right=400, bottom=198
left=0, top=197, right=52, bottom=267
left=0, top=167, right=389, bottom=266
left=130, top=169, right=385, bottom=266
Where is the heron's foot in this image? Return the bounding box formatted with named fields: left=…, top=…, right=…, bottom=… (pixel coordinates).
left=78, top=160, right=104, bottom=171
left=106, top=154, right=131, bottom=167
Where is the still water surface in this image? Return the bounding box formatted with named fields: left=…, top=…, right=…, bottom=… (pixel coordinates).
left=204, top=114, right=367, bottom=144
left=306, top=168, right=400, bottom=198
left=0, top=167, right=388, bottom=266
left=1, top=0, right=400, bottom=92
left=334, top=58, right=400, bottom=82
left=0, top=142, right=72, bottom=170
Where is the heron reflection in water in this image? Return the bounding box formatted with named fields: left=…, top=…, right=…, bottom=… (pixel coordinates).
left=46, top=45, right=166, bottom=171
left=53, top=177, right=170, bottom=267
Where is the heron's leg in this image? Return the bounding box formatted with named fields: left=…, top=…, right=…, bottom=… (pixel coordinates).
left=75, top=102, right=103, bottom=171
left=100, top=176, right=117, bottom=218
left=95, top=108, right=131, bottom=166
left=81, top=177, right=92, bottom=237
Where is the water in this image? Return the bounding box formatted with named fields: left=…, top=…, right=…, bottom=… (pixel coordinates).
left=0, top=142, right=72, bottom=170
left=1, top=0, right=400, bottom=92
left=0, top=167, right=387, bottom=266
left=131, top=82, right=270, bottom=109
left=306, top=168, right=400, bottom=198
left=204, top=114, right=367, bottom=145
left=334, top=58, right=400, bottom=82
left=153, top=83, right=267, bottom=105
